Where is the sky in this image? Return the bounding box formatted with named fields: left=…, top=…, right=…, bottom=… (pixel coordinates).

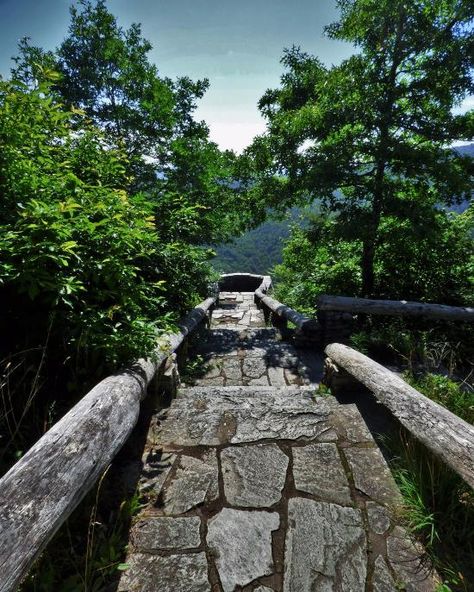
left=0, top=0, right=354, bottom=153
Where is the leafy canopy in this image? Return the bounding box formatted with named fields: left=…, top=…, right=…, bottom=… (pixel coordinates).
left=247, top=0, right=474, bottom=297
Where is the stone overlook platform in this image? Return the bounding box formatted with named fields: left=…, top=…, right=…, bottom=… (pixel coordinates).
left=119, top=292, right=438, bottom=591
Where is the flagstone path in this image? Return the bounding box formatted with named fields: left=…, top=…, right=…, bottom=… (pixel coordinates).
left=118, top=292, right=438, bottom=592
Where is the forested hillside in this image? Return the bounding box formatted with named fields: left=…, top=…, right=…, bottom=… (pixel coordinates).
left=212, top=205, right=318, bottom=274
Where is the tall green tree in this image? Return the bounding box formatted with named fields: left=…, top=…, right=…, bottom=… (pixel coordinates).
left=247, top=0, right=474, bottom=297
left=13, top=0, right=246, bottom=244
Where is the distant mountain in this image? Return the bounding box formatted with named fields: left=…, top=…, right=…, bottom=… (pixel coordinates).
left=212, top=218, right=291, bottom=275
left=212, top=207, right=317, bottom=275
left=454, top=143, right=474, bottom=157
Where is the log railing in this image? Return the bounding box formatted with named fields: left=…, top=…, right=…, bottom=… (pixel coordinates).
left=254, top=276, right=321, bottom=340
left=318, top=295, right=474, bottom=322
left=324, top=343, right=474, bottom=489
left=0, top=297, right=216, bottom=592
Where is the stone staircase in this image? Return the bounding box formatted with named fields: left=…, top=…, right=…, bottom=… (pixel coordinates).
left=118, top=292, right=439, bottom=591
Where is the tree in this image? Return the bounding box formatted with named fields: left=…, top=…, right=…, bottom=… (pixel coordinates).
left=247, top=0, right=474, bottom=297
left=13, top=0, right=247, bottom=245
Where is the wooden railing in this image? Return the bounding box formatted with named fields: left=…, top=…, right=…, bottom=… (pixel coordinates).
left=254, top=276, right=321, bottom=340
left=324, top=343, right=474, bottom=489
left=318, top=295, right=474, bottom=322
left=252, top=277, right=474, bottom=488
left=0, top=297, right=215, bottom=592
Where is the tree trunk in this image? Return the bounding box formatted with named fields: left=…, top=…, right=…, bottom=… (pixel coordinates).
left=361, top=239, right=376, bottom=298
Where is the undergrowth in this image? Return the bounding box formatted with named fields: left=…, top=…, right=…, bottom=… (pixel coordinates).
left=386, top=428, right=474, bottom=591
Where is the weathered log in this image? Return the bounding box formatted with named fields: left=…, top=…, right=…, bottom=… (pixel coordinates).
left=254, top=289, right=319, bottom=335
left=325, top=343, right=474, bottom=489
left=318, top=295, right=474, bottom=322
left=0, top=297, right=215, bottom=592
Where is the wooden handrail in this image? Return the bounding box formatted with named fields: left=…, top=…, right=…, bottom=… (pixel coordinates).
left=255, top=289, right=314, bottom=330
left=254, top=276, right=320, bottom=333
left=318, top=295, right=474, bottom=322
left=0, top=296, right=215, bottom=592
left=324, top=343, right=474, bottom=489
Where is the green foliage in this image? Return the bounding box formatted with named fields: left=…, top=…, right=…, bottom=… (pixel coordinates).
left=405, top=372, right=474, bottom=425
left=0, top=79, right=203, bottom=373
left=247, top=0, right=474, bottom=297
left=272, top=200, right=473, bottom=313
left=273, top=217, right=361, bottom=313
left=388, top=428, right=474, bottom=590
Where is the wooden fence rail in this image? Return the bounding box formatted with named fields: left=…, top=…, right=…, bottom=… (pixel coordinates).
left=318, top=295, right=474, bottom=322
left=0, top=297, right=215, bottom=592
left=324, top=343, right=474, bottom=489
left=254, top=278, right=321, bottom=337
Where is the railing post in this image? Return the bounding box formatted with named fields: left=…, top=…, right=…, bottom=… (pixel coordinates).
left=294, top=319, right=324, bottom=348
left=317, top=310, right=354, bottom=345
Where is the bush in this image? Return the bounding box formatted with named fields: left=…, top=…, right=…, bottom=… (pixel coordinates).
left=0, top=79, right=213, bottom=472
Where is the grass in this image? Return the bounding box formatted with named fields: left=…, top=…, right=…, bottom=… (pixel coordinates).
left=386, top=427, right=474, bottom=591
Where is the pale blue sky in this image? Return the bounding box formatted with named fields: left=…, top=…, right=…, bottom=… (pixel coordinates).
left=0, top=0, right=354, bottom=151
left=1, top=1, right=471, bottom=151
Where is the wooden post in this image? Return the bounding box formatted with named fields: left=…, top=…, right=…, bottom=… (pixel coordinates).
left=317, top=310, right=354, bottom=345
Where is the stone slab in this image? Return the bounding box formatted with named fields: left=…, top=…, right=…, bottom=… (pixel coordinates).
left=284, top=368, right=301, bottom=385
left=243, top=357, right=268, bottom=378
left=160, top=451, right=219, bottom=514
left=367, top=502, right=391, bottom=535
left=386, top=527, right=439, bottom=591
left=132, top=516, right=201, bottom=551
left=222, top=358, right=242, bottom=380
left=118, top=552, right=209, bottom=592
left=160, top=404, right=336, bottom=446
left=197, top=377, right=226, bottom=387
left=247, top=376, right=270, bottom=386
left=268, top=366, right=286, bottom=386
left=284, top=498, right=366, bottom=592
left=373, top=555, right=397, bottom=592
left=170, top=387, right=328, bottom=408
left=329, top=404, right=373, bottom=443
left=207, top=508, right=279, bottom=592
left=221, top=443, right=289, bottom=507
left=138, top=451, right=176, bottom=498
left=344, top=447, right=401, bottom=505
left=292, top=443, right=352, bottom=505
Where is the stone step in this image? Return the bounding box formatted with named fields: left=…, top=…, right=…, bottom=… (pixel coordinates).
left=172, top=387, right=324, bottom=415
left=158, top=387, right=377, bottom=448
left=177, top=385, right=317, bottom=399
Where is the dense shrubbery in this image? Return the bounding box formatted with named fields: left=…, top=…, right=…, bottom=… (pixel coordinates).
left=0, top=77, right=215, bottom=467
left=0, top=1, right=244, bottom=476
left=274, top=204, right=473, bottom=312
